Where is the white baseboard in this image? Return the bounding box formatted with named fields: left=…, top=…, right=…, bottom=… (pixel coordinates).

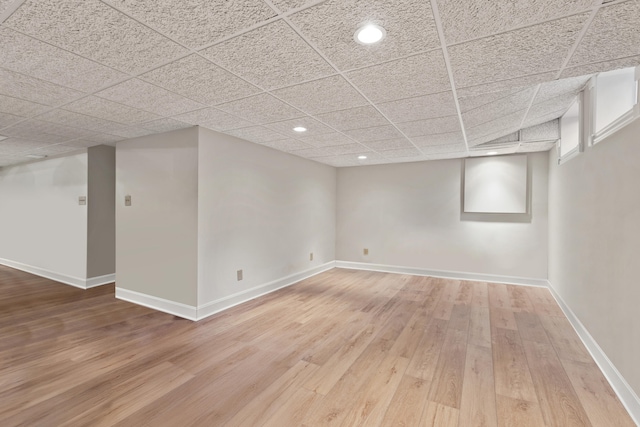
left=334, top=260, right=548, bottom=288
left=196, top=261, right=336, bottom=321
left=547, top=282, right=640, bottom=425
left=0, top=257, right=87, bottom=289
left=115, top=287, right=197, bottom=321
left=86, top=273, right=116, bottom=288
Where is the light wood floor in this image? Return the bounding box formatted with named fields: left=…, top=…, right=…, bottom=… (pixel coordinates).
left=0, top=265, right=634, bottom=426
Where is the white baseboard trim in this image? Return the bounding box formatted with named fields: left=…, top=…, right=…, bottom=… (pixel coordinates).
left=196, top=261, right=336, bottom=321
left=0, top=257, right=88, bottom=289
left=547, top=282, right=640, bottom=425
left=334, top=261, right=548, bottom=288
left=86, top=273, right=116, bottom=288
left=115, top=287, right=197, bottom=321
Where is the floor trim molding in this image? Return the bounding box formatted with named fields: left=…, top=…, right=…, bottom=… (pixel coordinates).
left=115, top=287, right=197, bottom=321
left=547, top=281, right=640, bottom=425
left=334, top=261, right=548, bottom=287
left=0, top=257, right=87, bottom=289
left=196, top=261, right=336, bottom=321
left=86, top=273, right=116, bottom=288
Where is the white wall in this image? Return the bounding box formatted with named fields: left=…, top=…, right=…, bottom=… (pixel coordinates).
left=116, top=127, right=199, bottom=306
left=548, top=118, right=640, bottom=396
left=197, top=127, right=336, bottom=306
left=0, top=152, right=89, bottom=281
left=336, top=152, right=549, bottom=280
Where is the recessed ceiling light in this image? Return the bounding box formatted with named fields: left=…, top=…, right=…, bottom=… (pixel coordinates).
left=358, top=155, right=368, bottom=160
left=486, top=151, right=498, bottom=156
left=354, top=24, right=386, bottom=45
left=25, top=154, right=47, bottom=159
left=293, top=126, right=307, bottom=132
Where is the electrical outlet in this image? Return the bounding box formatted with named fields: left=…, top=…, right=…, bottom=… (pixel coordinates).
left=310, top=252, right=313, bottom=261
left=125, top=195, right=132, bottom=206
left=78, top=196, right=86, bottom=206
left=237, top=269, right=243, bottom=281
left=364, top=248, right=369, bottom=255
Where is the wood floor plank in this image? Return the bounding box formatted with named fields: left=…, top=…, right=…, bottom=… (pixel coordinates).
left=492, top=328, right=538, bottom=402
left=490, top=307, right=518, bottom=331
left=539, top=315, right=593, bottom=363
left=469, top=306, right=492, bottom=348
left=379, top=375, right=431, bottom=427
left=421, top=401, right=459, bottom=426
left=405, top=318, right=448, bottom=380
left=488, top=283, right=512, bottom=310
left=427, top=328, right=467, bottom=409
left=514, top=311, right=550, bottom=344
left=496, top=395, right=546, bottom=427
left=458, top=344, right=498, bottom=427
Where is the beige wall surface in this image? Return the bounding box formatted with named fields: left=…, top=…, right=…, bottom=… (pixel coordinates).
left=336, top=152, right=549, bottom=280
left=87, top=145, right=116, bottom=278
left=548, top=119, right=640, bottom=395
left=116, top=127, right=198, bottom=306
left=0, top=152, right=89, bottom=279
left=197, top=127, right=336, bottom=305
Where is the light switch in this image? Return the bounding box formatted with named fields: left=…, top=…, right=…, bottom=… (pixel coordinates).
left=237, top=270, right=243, bottom=281
left=79, top=196, right=86, bottom=206
left=364, top=248, right=369, bottom=255
left=125, top=195, right=131, bottom=206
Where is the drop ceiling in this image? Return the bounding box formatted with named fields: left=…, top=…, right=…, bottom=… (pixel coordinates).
left=0, top=0, right=638, bottom=168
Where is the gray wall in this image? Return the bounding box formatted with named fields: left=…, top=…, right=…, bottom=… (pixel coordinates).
left=336, top=152, right=549, bottom=280
left=87, top=145, right=115, bottom=278
left=548, top=118, right=640, bottom=396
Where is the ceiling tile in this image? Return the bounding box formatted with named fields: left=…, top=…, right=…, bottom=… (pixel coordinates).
left=459, top=87, right=529, bottom=112
left=437, top=0, right=594, bottom=45
left=455, top=71, right=556, bottom=97
left=315, top=105, right=389, bottom=131
left=420, top=143, right=467, bottom=154
left=466, top=110, right=526, bottom=146
left=4, top=0, right=188, bottom=74
left=377, top=91, right=457, bottom=123
left=96, top=79, right=205, bottom=117
left=0, top=138, right=50, bottom=155
left=412, top=132, right=466, bottom=147
left=2, top=119, right=95, bottom=143
left=216, top=93, right=304, bottom=124
left=0, top=94, right=49, bottom=117
left=262, top=139, right=313, bottom=151
left=225, top=126, right=288, bottom=143
left=489, top=132, right=521, bottom=144
left=380, top=147, right=422, bottom=158
left=469, top=143, right=519, bottom=156
left=462, top=88, right=535, bottom=128
left=325, top=143, right=370, bottom=155
left=65, top=134, right=122, bottom=148
left=108, top=0, right=275, bottom=48
left=289, top=0, right=440, bottom=70
left=38, top=109, right=130, bottom=134
left=270, top=0, right=309, bottom=13
left=105, top=126, right=156, bottom=139
left=346, top=51, right=451, bottom=103
left=140, top=54, right=260, bottom=106
left=140, top=118, right=192, bottom=134
left=0, top=68, right=83, bottom=106
left=561, top=55, right=640, bottom=79
left=288, top=147, right=333, bottom=158
left=201, top=20, right=334, bottom=90
left=173, top=108, right=253, bottom=131
left=395, top=116, right=461, bottom=137
left=449, top=13, right=589, bottom=88
left=569, top=1, right=640, bottom=68
left=64, top=96, right=161, bottom=125
left=0, top=27, right=127, bottom=93
left=344, top=125, right=403, bottom=142
left=271, top=75, right=367, bottom=115
left=297, top=132, right=356, bottom=148
left=524, top=93, right=577, bottom=125
left=517, top=141, right=557, bottom=153
left=28, top=144, right=81, bottom=156
left=315, top=152, right=382, bottom=167
left=0, top=112, right=24, bottom=128
left=265, top=117, right=335, bottom=138
left=521, top=120, right=560, bottom=141
left=534, top=75, right=590, bottom=104
left=0, top=0, right=14, bottom=15
left=363, top=138, right=414, bottom=150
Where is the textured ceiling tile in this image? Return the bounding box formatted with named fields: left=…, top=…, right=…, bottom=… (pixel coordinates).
left=262, top=139, right=313, bottom=151
left=270, top=0, right=309, bottom=13
left=140, top=118, right=192, bottom=134
left=420, top=143, right=467, bottom=154
left=344, top=125, right=403, bottom=142
left=490, top=132, right=521, bottom=144
left=0, top=0, right=14, bottom=15
left=28, top=144, right=81, bottom=156
left=521, top=120, right=560, bottom=141
left=216, top=93, right=304, bottom=124
left=65, top=134, right=123, bottom=147
left=346, top=51, right=451, bottom=103
left=517, top=141, right=557, bottom=153
left=0, top=112, right=24, bottom=128
left=106, top=126, right=156, bottom=139
left=455, top=72, right=556, bottom=97
left=297, top=132, right=356, bottom=147
left=569, top=1, right=640, bottom=67
left=0, top=94, right=49, bottom=117
left=0, top=138, right=49, bottom=155
left=462, top=88, right=535, bottom=128
left=225, top=126, right=288, bottom=143
left=265, top=117, right=335, bottom=138
left=2, top=119, right=95, bottom=142
left=380, top=147, right=422, bottom=158
left=140, top=55, right=260, bottom=106
left=363, top=138, right=414, bottom=150
left=412, top=132, right=466, bottom=147
left=289, top=0, right=440, bottom=70
left=201, top=20, right=334, bottom=90
left=325, top=143, right=370, bottom=155
left=449, top=14, right=589, bottom=87
left=469, top=144, right=519, bottom=156
left=395, top=116, right=461, bottom=137
left=109, top=0, right=275, bottom=48
left=288, top=147, right=333, bottom=158
left=0, top=27, right=127, bottom=93
left=64, top=96, right=161, bottom=125
left=437, top=0, right=594, bottom=45
left=96, top=79, right=205, bottom=117
left=0, top=68, right=83, bottom=106
left=4, top=0, right=188, bottom=74
left=526, top=93, right=578, bottom=122
left=173, top=108, right=252, bottom=131
left=377, top=91, right=457, bottom=123
left=271, top=75, right=367, bottom=114
left=534, top=76, right=590, bottom=104
left=458, top=88, right=528, bottom=112
left=38, top=109, right=128, bottom=134
left=315, top=105, right=389, bottom=131
left=466, top=110, right=525, bottom=145
left=561, top=55, right=640, bottom=79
